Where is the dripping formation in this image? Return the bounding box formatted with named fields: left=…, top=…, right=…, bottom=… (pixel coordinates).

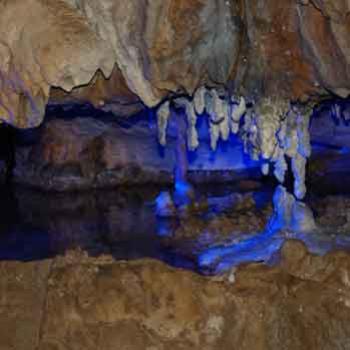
left=156, top=88, right=312, bottom=200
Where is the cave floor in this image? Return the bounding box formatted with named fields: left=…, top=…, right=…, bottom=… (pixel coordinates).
left=2, top=180, right=350, bottom=349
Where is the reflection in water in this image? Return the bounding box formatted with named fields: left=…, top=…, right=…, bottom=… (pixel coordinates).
left=1, top=183, right=350, bottom=274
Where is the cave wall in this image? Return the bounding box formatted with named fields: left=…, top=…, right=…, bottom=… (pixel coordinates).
left=0, top=0, right=349, bottom=128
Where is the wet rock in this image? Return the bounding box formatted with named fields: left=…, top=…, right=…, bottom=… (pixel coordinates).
left=1, top=241, right=350, bottom=349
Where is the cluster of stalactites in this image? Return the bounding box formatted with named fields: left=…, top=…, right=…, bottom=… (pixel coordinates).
left=242, top=98, right=312, bottom=199
left=155, top=86, right=246, bottom=151
left=156, top=90, right=312, bottom=200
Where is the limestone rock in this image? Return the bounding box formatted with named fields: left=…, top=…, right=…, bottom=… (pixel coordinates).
left=13, top=115, right=263, bottom=191
left=1, top=241, right=350, bottom=349
left=1, top=1, right=349, bottom=128
left=0, top=0, right=115, bottom=128
left=14, top=117, right=175, bottom=191
left=0, top=0, right=240, bottom=128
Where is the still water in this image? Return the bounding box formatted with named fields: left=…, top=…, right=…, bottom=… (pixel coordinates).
left=1, top=182, right=350, bottom=274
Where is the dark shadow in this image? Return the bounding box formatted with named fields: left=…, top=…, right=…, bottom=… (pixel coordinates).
left=0, top=123, right=16, bottom=184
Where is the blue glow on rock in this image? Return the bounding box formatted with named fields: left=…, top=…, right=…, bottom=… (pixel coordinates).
left=155, top=191, right=175, bottom=217
left=173, top=180, right=193, bottom=206
left=197, top=225, right=285, bottom=274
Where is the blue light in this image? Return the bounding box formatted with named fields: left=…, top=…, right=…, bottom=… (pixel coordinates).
left=155, top=191, right=175, bottom=217
left=173, top=180, right=193, bottom=207
left=339, top=147, right=350, bottom=155
left=198, top=227, right=284, bottom=273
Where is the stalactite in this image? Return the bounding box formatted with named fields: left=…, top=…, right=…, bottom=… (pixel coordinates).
left=273, top=153, right=288, bottom=183
left=156, top=100, right=170, bottom=146
left=212, top=89, right=230, bottom=142
left=175, top=97, right=199, bottom=151
left=296, top=108, right=311, bottom=158
left=155, top=86, right=313, bottom=200
left=205, top=89, right=220, bottom=151
left=291, top=153, right=307, bottom=200
left=193, top=86, right=207, bottom=115
left=230, top=96, right=246, bottom=134
left=261, top=163, right=269, bottom=176
left=239, top=98, right=313, bottom=199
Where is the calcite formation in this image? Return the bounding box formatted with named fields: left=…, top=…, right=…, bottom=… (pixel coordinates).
left=0, top=0, right=349, bottom=197
left=0, top=0, right=349, bottom=128
left=156, top=91, right=312, bottom=199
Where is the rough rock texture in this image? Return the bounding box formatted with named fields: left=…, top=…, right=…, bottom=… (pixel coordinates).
left=13, top=116, right=261, bottom=191
left=49, top=66, right=144, bottom=117
left=0, top=0, right=349, bottom=128
left=2, top=240, right=350, bottom=349
left=14, top=117, right=174, bottom=190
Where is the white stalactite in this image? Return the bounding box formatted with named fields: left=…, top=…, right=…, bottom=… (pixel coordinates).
left=157, top=100, right=170, bottom=146
left=240, top=98, right=312, bottom=199
left=174, top=97, right=199, bottom=151
left=156, top=86, right=313, bottom=201
left=230, top=97, right=246, bottom=134
left=261, top=163, right=270, bottom=175
left=292, top=153, right=307, bottom=200
left=219, top=99, right=230, bottom=141
left=274, top=153, right=288, bottom=183
left=212, top=89, right=230, bottom=141
left=205, top=89, right=220, bottom=151
left=296, top=109, right=311, bottom=158
left=193, top=86, right=207, bottom=115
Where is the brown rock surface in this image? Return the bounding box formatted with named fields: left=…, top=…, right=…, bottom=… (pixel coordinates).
left=1, top=241, right=350, bottom=349
left=49, top=66, right=144, bottom=118
left=14, top=117, right=175, bottom=191
left=0, top=260, right=52, bottom=350
left=13, top=116, right=263, bottom=191
left=0, top=0, right=349, bottom=128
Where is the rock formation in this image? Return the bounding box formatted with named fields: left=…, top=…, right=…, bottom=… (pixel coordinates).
left=0, top=0, right=349, bottom=128
left=2, top=240, right=350, bottom=350
left=1, top=0, right=349, bottom=197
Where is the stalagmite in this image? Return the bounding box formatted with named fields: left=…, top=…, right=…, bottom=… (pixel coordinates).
left=270, top=185, right=316, bottom=232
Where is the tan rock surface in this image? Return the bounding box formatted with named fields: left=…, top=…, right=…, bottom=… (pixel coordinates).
left=1, top=241, right=350, bottom=349
left=1, top=1, right=349, bottom=128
